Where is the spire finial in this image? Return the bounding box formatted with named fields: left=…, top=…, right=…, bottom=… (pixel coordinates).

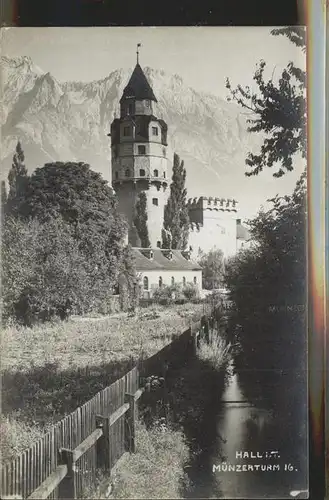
left=136, top=43, right=141, bottom=64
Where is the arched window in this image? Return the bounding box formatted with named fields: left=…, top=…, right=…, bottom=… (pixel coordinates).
left=182, top=277, right=186, bottom=286
left=125, top=169, right=130, bottom=177
left=193, top=276, right=197, bottom=285
left=157, top=241, right=161, bottom=248
left=159, top=276, right=163, bottom=288
left=153, top=169, right=159, bottom=177
left=171, top=276, right=175, bottom=286
left=143, top=276, right=149, bottom=290
left=139, top=169, right=145, bottom=177
left=163, top=172, right=166, bottom=178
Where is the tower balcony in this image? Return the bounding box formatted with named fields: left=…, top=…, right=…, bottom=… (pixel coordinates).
left=112, top=175, right=168, bottom=189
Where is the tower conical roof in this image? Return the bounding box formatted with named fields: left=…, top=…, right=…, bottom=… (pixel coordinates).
left=120, top=64, right=157, bottom=102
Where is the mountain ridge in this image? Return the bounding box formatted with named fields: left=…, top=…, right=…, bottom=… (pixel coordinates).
left=1, top=55, right=302, bottom=218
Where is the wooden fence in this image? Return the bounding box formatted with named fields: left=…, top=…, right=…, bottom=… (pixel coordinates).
left=0, top=314, right=214, bottom=500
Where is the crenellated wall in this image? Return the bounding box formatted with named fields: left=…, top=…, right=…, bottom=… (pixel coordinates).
left=187, top=196, right=239, bottom=259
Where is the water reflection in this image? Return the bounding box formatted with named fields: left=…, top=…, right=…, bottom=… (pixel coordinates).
left=211, top=361, right=308, bottom=499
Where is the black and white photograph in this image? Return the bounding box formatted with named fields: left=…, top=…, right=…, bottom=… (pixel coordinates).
left=1, top=26, right=308, bottom=499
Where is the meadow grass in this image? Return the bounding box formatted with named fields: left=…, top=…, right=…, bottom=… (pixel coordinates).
left=1, top=303, right=205, bottom=463
left=197, top=333, right=231, bottom=370
left=84, top=421, right=190, bottom=499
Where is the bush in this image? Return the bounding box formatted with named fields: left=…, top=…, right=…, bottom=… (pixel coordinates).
left=152, top=284, right=185, bottom=305
left=182, top=282, right=199, bottom=301
left=1, top=216, right=128, bottom=325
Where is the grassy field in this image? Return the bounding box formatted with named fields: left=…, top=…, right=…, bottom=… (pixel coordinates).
left=85, top=422, right=190, bottom=499
left=1, top=303, right=206, bottom=463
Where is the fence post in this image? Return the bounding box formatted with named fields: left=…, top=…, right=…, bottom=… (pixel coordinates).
left=58, top=448, right=77, bottom=500
left=124, top=393, right=136, bottom=453
left=96, top=416, right=111, bottom=471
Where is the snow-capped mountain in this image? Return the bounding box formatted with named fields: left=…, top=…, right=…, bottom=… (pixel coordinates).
left=0, top=55, right=302, bottom=218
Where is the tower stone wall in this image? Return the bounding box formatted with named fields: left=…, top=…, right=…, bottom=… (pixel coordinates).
left=111, top=63, right=169, bottom=248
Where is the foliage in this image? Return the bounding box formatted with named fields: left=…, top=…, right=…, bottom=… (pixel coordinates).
left=133, top=191, right=151, bottom=248
left=197, top=334, right=231, bottom=371
left=3, top=161, right=136, bottom=323
left=182, top=282, right=200, bottom=301
left=1, top=180, right=7, bottom=211
left=198, top=249, right=225, bottom=290
left=1, top=216, right=120, bottom=324
left=226, top=27, right=306, bottom=177
left=117, top=244, right=140, bottom=312
left=162, top=153, right=190, bottom=249
left=7, top=141, right=29, bottom=210
left=153, top=284, right=185, bottom=305
left=224, top=170, right=307, bottom=369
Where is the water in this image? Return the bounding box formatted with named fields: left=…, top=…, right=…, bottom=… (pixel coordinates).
left=188, top=360, right=308, bottom=499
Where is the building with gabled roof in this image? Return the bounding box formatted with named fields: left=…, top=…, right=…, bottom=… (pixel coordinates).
left=131, top=248, right=202, bottom=298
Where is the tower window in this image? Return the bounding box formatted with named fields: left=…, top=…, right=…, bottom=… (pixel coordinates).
left=152, top=198, right=158, bottom=206
left=143, top=276, right=149, bottom=291
left=127, top=104, right=133, bottom=115
left=159, top=276, right=163, bottom=287
left=138, top=145, right=146, bottom=155
left=123, top=126, right=131, bottom=136
left=125, top=169, right=130, bottom=177
left=163, top=172, right=166, bottom=178
left=139, top=169, right=145, bottom=177
left=157, top=241, right=161, bottom=248
left=193, top=276, right=197, bottom=285
left=145, top=100, right=150, bottom=108
left=152, top=127, right=158, bottom=136
left=115, top=172, right=119, bottom=179
left=153, top=169, right=159, bottom=177
left=182, top=277, right=186, bottom=286
left=171, top=276, right=175, bottom=286
left=163, top=147, right=166, bottom=157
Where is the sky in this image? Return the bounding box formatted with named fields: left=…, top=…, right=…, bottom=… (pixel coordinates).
left=2, top=26, right=305, bottom=98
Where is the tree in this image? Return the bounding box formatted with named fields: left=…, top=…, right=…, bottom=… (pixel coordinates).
left=4, top=162, right=137, bottom=322
left=162, top=153, right=190, bottom=249
left=1, top=181, right=7, bottom=219
left=117, top=244, right=140, bottom=312
left=7, top=141, right=29, bottom=204
left=198, top=249, right=225, bottom=290
left=226, top=27, right=306, bottom=177
left=9, top=162, right=128, bottom=284
left=223, top=28, right=307, bottom=432
left=133, top=192, right=151, bottom=248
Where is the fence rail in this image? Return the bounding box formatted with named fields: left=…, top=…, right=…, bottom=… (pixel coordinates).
left=1, top=312, right=216, bottom=500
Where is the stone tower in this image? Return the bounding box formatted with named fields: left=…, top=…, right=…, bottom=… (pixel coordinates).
left=110, top=57, right=169, bottom=248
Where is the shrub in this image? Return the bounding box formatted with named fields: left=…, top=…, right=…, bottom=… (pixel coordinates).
left=153, top=284, right=185, bottom=305
left=197, top=334, right=231, bottom=371
left=1, top=216, right=127, bottom=325
left=182, top=282, right=199, bottom=301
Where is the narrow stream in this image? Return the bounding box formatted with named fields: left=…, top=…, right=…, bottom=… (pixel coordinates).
left=188, top=359, right=308, bottom=499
